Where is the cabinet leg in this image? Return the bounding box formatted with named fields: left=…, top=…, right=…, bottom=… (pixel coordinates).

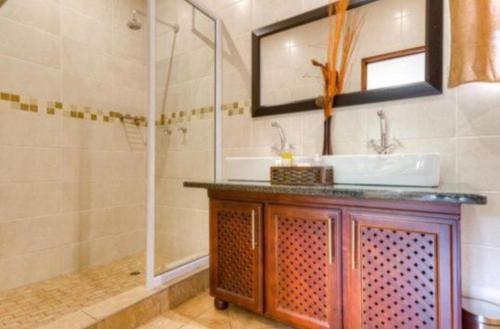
left=214, top=298, right=229, bottom=310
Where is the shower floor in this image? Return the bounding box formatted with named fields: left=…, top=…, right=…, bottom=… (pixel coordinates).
left=0, top=254, right=146, bottom=329
left=0, top=255, right=145, bottom=328
left=0, top=251, right=208, bottom=329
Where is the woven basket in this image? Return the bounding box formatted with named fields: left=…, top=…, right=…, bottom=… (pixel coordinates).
left=270, top=166, right=334, bottom=186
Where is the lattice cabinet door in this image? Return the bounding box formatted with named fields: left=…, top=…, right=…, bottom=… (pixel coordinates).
left=266, top=205, right=342, bottom=329
left=209, top=200, right=263, bottom=313
left=343, top=209, right=459, bottom=329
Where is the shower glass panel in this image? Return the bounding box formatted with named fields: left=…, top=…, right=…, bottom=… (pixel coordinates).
left=153, top=0, right=215, bottom=277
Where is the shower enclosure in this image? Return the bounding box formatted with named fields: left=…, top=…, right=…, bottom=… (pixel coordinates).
left=0, top=0, right=219, bottom=327
left=146, top=0, right=221, bottom=288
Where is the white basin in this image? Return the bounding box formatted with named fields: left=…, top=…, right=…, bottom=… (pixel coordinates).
left=224, top=153, right=440, bottom=187
left=322, top=153, right=440, bottom=187
left=224, top=156, right=312, bottom=182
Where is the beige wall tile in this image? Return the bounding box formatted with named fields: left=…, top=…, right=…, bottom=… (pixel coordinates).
left=62, top=150, right=113, bottom=182
left=112, top=179, right=146, bottom=206
left=61, top=181, right=113, bottom=212
left=0, top=146, right=62, bottom=182
left=0, top=17, right=61, bottom=68
left=112, top=151, right=146, bottom=179
left=0, top=0, right=61, bottom=35
left=113, top=57, right=148, bottom=92
left=112, top=30, right=147, bottom=64
left=114, top=205, right=146, bottom=234
left=61, top=37, right=113, bottom=84
left=457, top=137, right=500, bottom=191
left=60, top=0, right=112, bottom=23
left=77, top=208, right=118, bottom=241
left=0, top=55, right=62, bottom=101
left=0, top=182, right=61, bottom=222
left=112, top=85, right=148, bottom=116
left=462, top=244, right=500, bottom=305
left=61, top=118, right=114, bottom=151
left=462, top=193, right=500, bottom=248
left=62, top=72, right=113, bottom=109
left=457, top=83, right=500, bottom=137
left=61, top=6, right=112, bottom=53
left=0, top=111, right=62, bottom=147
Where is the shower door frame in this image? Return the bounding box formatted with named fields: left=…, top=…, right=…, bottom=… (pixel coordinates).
left=145, top=0, right=222, bottom=289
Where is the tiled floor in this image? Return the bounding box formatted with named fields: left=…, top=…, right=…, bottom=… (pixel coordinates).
left=0, top=254, right=146, bottom=329
left=140, top=292, right=292, bottom=329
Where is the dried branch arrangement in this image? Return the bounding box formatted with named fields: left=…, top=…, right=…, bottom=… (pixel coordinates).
left=312, top=0, right=363, bottom=119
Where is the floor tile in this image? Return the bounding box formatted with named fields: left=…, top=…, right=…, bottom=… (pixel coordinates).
left=141, top=292, right=289, bottom=329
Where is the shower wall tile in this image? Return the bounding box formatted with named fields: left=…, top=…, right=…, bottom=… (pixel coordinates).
left=0, top=146, right=62, bottom=183
left=60, top=7, right=112, bottom=54
left=62, top=72, right=114, bottom=110
left=61, top=181, right=113, bottom=212
left=61, top=150, right=113, bottom=182
left=0, top=55, right=62, bottom=101
left=0, top=0, right=61, bottom=35
left=0, top=109, right=62, bottom=148
left=0, top=182, right=62, bottom=222
left=112, top=57, right=148, bottom=92
left=112, top=31, right=147, bottom=64
left=0, top=0, right=149, bottom=293
left=0, top=17, right=61, bottom=69
left=61, top=37, right=114, bottom=84
left=112, top=152, right=147, bottom=179
left=112, top=179, right=146, bottom=207
left=60, top=0, right=113, bottom=24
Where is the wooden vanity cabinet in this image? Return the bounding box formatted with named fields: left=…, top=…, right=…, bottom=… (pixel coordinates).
left=265, top=206, right=342, bottom=329
left=209, top=200, right=264, bottom=313
left=343, top=209, right=459, bottom=329
left=208, top=192, right=461, bottom=329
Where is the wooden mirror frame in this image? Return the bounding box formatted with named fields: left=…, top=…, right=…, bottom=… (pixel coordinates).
left=251, top=0, right=443, bottom=117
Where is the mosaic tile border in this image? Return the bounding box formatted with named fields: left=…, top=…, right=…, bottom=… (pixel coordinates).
left=0, top=90, right=249, bottom=129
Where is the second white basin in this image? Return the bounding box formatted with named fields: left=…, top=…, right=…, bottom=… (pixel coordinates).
left=322, top=153, right=440, bottom=187
left=224, top=153, right=440, bottom=187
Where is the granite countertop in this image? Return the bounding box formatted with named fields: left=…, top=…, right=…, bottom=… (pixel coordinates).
left=184, top=181, right=487, bottom=205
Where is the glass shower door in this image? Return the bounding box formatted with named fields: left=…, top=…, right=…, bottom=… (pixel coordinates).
left=146, top=0, right=220, bottom=287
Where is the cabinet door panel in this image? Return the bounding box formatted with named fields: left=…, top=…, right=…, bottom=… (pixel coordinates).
left=266, top=206, right=342, bottom=329
left=210, top=200, right=263, bottom=313
left=344, top=209, right=457, bottom=329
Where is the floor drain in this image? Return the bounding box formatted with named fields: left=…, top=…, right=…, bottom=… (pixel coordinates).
left=129, top=271, right=141, bottom=276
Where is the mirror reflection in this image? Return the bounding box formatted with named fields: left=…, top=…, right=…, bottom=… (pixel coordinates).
left=260, top=0, right=426, bottom=107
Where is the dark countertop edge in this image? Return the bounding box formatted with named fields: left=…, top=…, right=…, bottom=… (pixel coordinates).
left=184, top=182, right=488, bottom=206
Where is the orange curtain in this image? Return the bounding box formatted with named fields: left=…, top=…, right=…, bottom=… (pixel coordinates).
left=449, top=0, right=500, bottom=87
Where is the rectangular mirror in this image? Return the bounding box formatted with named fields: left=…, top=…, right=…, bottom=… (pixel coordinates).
left=252, top=0, right=443, bottom=117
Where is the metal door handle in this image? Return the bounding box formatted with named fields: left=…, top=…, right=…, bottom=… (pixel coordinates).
left=327, top=218, right=333, bottom=264
left=351, top=220, right=357, bottom=269
left=251, top=210, right=256, bottom=250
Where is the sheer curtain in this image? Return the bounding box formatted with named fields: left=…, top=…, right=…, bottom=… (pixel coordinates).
left=449, top=0, right=500, bottom=87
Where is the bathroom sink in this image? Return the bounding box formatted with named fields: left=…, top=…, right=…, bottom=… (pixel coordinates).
left=224, top=156, right=313, bottom=182
left=224, top=153, right=440, bottom=187
left=321, top=153, right=440, bottom=187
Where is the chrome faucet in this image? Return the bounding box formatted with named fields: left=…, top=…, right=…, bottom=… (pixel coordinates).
left=271, top=121, right=293, bottom=154
left=369, top=110, right=402, bottom=155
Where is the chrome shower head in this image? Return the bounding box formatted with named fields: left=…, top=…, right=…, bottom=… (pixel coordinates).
left=127, top=11, right=142, bottom=31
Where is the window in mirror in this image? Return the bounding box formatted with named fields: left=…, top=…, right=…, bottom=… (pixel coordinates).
left=362, top=46, right=426, bottom=91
